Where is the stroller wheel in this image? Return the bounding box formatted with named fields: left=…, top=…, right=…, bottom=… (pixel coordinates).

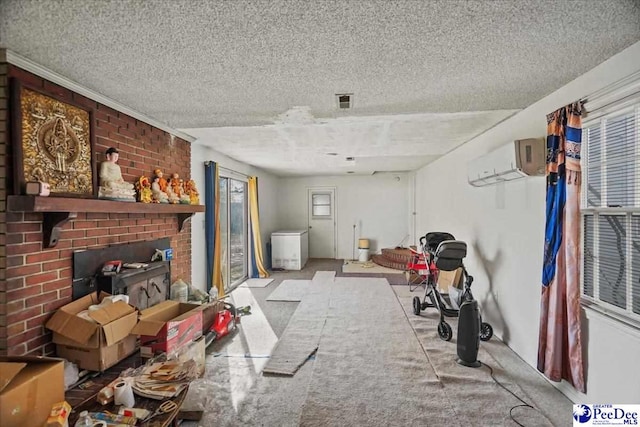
left=480, top=322, right=493, bottom=341
left=412, top=296, right=422, bottom=315
left=437, top=321, right=453, bottom=341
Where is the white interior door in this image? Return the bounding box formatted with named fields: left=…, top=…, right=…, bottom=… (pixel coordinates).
left=308, top=188, right=336, bottom=259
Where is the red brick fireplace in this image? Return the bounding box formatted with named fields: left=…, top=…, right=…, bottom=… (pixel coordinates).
left=0, top=59, right=197, bottom=356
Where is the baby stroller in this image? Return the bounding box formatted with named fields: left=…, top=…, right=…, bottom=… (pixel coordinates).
left=412, top=233, right=493, bottom=342
left=406, top=238, right=433, bottom=291
left=408, top=231, right=453, bottom=293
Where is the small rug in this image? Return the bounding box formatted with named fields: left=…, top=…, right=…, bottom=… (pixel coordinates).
left=262, top=282, right=330, bottom=376
left=311, top=270, right=336, bottom=283
left=239, top=278, right=274, bottom=288
left=342, top=261, right=405, bottom=275
left=266, top=271, right=336, bottom=302
left=266, top=280, right=313, bottom=302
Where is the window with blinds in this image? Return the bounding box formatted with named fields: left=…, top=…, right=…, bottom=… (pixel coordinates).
left=582, top=98, right=640, bottom=324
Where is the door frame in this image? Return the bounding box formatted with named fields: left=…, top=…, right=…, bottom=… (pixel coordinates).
left=219, top=171, right=249, bottom=290
left=307, top=186, right=338, bottom=259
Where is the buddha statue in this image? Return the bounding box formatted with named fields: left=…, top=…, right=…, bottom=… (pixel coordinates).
left=98, top=147, right=136, bottom=202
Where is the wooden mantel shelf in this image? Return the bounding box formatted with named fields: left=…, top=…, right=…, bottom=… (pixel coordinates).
left=8, top=196, right=205, bottom=248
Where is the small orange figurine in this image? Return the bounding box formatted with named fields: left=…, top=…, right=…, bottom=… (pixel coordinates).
left=170, top=173, right=182, bottom=197
left=154, top=169, right=168, bottom=193
left=184, top=179, right=200, bottom=205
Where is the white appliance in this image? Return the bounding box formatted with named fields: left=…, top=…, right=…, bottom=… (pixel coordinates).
left=271, top=230, right=309, bottom=270
left=467, top=138, right=546, bottom=187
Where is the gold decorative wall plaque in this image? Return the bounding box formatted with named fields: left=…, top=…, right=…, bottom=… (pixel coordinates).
left=11, top=80, right=96, bottom=197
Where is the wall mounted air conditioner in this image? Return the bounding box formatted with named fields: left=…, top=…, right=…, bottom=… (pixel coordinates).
left=467, top=138, right=546, bottom=187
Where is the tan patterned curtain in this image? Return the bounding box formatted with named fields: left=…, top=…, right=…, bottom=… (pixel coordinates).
left=538, top=102, right=585, bottom=393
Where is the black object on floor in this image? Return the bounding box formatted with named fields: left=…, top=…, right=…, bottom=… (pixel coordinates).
left=456, top=298, right=481, bottom=368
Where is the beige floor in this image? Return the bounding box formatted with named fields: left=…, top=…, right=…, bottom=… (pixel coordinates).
left=181, top=259, right=572, bottom=426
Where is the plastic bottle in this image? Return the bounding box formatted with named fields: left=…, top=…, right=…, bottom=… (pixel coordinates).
left=209, top=286, right=219, bottom=302
left=74, top=411, right=93, bottom=427
left=170, top=278, right=189, bottom=302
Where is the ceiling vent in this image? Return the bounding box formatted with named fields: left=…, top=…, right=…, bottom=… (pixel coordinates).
left=336, top=93, right=353, bottom=110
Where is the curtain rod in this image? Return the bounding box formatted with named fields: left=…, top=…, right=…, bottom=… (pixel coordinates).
left=204, top=161, right=250, bottom=178
left=579, top=70, right=640, bottom=113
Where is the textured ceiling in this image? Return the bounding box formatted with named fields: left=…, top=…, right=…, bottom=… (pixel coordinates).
left=186, top=110, right=518, bottom=176
left=1, top=0, right=639, bottom=176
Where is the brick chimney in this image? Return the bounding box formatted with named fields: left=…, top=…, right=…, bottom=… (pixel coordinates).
left=0, top=59, right=195, bottom=356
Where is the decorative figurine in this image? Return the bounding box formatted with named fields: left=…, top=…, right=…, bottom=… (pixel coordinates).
left=151, top=176, right=169, bottom=203
left=166, top=184, right=180, bottom=204
left=154, top=169, right=168, bottom=193
left=170, top=173, right=182, bottom=198
left=98, top=147, right=136, bottom=202
left=184, top=179, right=200, bottom=205
left=178, top=178, right=190, bottom=204
left=136, top=175, right=153, bottom=203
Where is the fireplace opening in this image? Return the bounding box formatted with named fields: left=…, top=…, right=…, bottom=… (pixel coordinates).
left=72, top=238, right=172, bottom=310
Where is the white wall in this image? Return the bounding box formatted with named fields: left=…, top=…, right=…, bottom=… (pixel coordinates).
left=414, top=41, right=640, bottom=403
left=277, top=173, right=411, bottom=260
left=190, top=140, right=280, bottom=292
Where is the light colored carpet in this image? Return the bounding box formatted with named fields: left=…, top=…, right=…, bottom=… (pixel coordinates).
left=262, top=283, right=330, bottom=376
left=181, top=280, right=316, bottom=427
left=311, top=270, right=336, bottom=283
left=239, top=278, right=275, bottom=288
left=266, top=280, right=313, bottom=301
left=392, top=285, right=569, bottom=426
left=182, top=267, right=571, bottom=427
left=266, top=271, right=335, bottom=302
left=299, top=277, right=458, bottom=426
left=342, top=260, right=405, bottom=274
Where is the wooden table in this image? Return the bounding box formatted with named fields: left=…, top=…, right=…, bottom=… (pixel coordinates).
left=68, top=386, right=188, bottom=427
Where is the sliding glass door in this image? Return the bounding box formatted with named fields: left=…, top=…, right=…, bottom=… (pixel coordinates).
left=219, top=176, right=248, bottom=290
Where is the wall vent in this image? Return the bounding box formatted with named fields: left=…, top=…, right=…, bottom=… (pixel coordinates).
left=336, top=93, right=353, bottom=109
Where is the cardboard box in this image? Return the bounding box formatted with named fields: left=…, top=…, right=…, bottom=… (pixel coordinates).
left=132, top=300, right=203, bottom=357
left=55, top=334, right=137, bottom=372
left=437, top=267, right=463, bottom=293
left=193, top=300, right=225, bottom=335
left=0, top=356, right=65, bottom=427
left=45, top=292, right=138, bottom=371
